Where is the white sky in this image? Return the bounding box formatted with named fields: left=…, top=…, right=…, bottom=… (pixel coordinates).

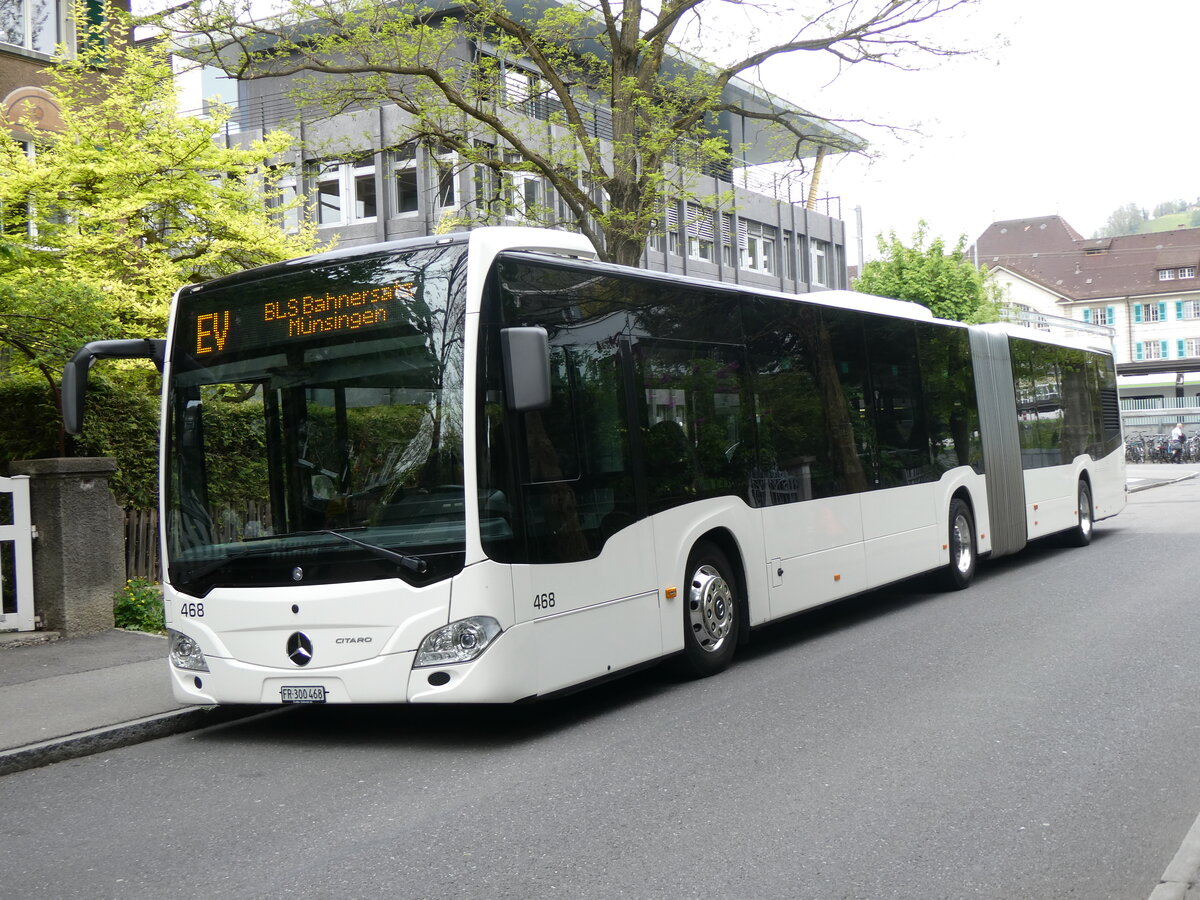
left=750, top=0, right=1200, bottom=265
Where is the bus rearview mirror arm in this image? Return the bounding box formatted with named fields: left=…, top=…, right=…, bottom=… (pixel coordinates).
left=500, top=327, right=551, bottom=412
left=62, top=339, right=166, bottom=435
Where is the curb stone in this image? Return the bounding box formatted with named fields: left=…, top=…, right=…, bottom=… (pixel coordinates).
left=0, top=705, right=267, bottom=777
left=1128, top=471, right=1198, bottom=493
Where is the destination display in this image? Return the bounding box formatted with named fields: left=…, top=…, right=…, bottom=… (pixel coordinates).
left=187, top=279, right=418, bottom=358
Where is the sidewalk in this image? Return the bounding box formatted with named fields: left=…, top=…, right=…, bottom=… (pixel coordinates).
left=1, top=462, right=1197, bottom=778
left=1125, top=462, right=1200, bottom=492
left=0, top=629, right=255, bottom=776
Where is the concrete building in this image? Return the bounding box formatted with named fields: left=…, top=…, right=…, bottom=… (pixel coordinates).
left=178, top=4, right=859, bottom=295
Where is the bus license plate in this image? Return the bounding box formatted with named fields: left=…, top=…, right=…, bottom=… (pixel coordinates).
left=281, top=685, right=327, bottom=704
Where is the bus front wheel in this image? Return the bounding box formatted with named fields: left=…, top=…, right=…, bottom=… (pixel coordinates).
left=940, top=498, right=977, bottom=591
left=680, top=541, right=739, bottom=677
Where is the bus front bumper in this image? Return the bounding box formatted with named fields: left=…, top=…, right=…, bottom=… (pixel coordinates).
left=168, top=625, right=537, bottom=705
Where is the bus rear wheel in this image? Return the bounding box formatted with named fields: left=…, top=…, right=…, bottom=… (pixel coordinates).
left=680, top=541, right=739, bottom=677
left=940, top=498, right=976, bottom=591
left=1064, top=480, right=1094, bottom=548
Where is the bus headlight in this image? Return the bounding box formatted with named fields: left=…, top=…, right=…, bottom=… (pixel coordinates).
left=415, top=617, right=502, bottom=667
left=168, top=629, right=209, bottom=672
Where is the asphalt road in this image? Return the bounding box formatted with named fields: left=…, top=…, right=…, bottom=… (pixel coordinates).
left=3, top=481, right=1200, bottom=899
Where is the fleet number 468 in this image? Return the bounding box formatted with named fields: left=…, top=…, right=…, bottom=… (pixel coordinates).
left=179, top=602, right=205, bottom=618
left=533, top=592, right=556, bottom=610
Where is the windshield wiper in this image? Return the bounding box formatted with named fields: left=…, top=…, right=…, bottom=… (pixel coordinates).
left=317, top=529, right=428, bottom=574
left=180, top=528, right=429, bottom=584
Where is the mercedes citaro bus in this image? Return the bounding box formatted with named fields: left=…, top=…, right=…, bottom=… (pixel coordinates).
left=63, top=227, right=1125, bottom=705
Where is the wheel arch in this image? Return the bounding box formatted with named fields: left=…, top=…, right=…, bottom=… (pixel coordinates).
left=691, top=526, right=751, bottom=647
left=1077, top=466, right=1092, bottom=491
left=947, top=484, right=979, bottom=558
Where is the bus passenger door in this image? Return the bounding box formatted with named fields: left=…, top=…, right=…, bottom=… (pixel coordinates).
left=504, top=339, right=661, bottom=695
left=861, top=316, right=939, bottom=584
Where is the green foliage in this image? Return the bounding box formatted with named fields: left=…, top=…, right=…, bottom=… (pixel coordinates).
left=854, top=222, right=1002, bottom=324
left=114, top=578, right=165, bottom=633
left=0, top=371, right=160, bottom=507
left=74, top=372, right=163, bottom=508
left=0, top=3, right=325, bottom=502
left=0, top=376, right=64, bottom=464
left=1153, top=199, right=1189, bottom=219
left=1093, top=199, right=1200, bottom=237
left=1093, top=202, right=1149, bottom=238
left=0, top=369, right=281, bottom=511
left=0, top=3, right=321, bottom=338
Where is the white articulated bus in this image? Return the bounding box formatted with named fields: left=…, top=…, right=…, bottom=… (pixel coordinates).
left=63, top=227, right=1126, bottom=705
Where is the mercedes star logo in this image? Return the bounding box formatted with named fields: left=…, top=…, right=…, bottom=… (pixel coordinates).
left=287, top=631, right=314, bottom=667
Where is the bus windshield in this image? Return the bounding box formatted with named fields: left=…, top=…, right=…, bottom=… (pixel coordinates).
left=165, top=243, right=469, bottom=597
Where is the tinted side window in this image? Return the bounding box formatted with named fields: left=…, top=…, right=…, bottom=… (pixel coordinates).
left=747, top=299, right=870, bottom=502
left=916, top=323, right=982, bottom=474
left=635, top=340, right=753, bottom=513
left=864, top=316, right=933, bottom=487
left=1031, top=341, right=1063, bottom=468
left=520, top=344, right=635, bottom=562
left=1011, top=338, right=1043, bottom=469
left=821, top=308, right=873, bottom=493
left=1058, top=347, right=1093, bottom=462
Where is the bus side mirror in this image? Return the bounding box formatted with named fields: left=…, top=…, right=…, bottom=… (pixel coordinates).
left=500, top=327, right=551, bottom=412
left=62, top=339, right=165, bottom=435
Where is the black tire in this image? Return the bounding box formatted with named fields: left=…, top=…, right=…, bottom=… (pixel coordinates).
left=680, top=541, right=739, bottom=677
left=1064, top=480, right=1094, bottom=548
left=939, top=498, right=976, bottom=591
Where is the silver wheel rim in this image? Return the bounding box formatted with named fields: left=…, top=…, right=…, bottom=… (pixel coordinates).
left=1079, top=489, right=1093, bottom=537
left=688, top=564, right=734, bottom=653
left=951, top=512, right=973, bottom=575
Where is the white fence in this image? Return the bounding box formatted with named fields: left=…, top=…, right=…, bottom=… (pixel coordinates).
left=0, top=475, right=35, bottom=632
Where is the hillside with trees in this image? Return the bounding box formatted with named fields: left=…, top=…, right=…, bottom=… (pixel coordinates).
left=1093, top=199, right=1200, bottom=238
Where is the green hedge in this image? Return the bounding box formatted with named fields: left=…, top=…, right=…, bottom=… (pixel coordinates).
left=0, top=369, right=269, bottom=511
left=0, top=371, right=160, bottom=508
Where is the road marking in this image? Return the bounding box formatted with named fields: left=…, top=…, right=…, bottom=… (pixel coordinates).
left=1149, top=810, right=1200, bottom=899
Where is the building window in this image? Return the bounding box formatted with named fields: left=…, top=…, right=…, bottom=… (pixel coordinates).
left=314, top=158, right=377, bottom=227
left=391, top=144, right=419, bottom=215
left=648, top=211, right=666, bottom=253
left=1159, top=268, right=1176, bottom=281
left=1140, top=341, right=1166, bottom=360
left=742, top=220, right=777, bottom=274
left=1088, top=307, right=1108, bottom=326
left=685, top=203, right=715, bottom=262
left=430, top=145, right=456, bottom=208
left=500, top=151, right=541, bottom=221
left=665, top=201, right=682, bottom=256
left=1187, top=338, right=1200, bottom=358
left=721, top=213, right=737, bottom=266
left=1182, top=300, right=1200, bottom=320
left=267, top=163, right=300, bottom=233
left=1140, top=302, right=1163, bottom=323
left=780, top=232, right=793, bottom=280
left=1180, top=267, right=1196, bottom=280
left=0, top=0, right=64, bottom=55
left=811, top=238, right=829, bottom=286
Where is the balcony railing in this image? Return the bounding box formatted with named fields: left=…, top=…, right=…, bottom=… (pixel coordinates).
left=1000, top=306, right=1116, bottom=343
left=180, top=90, right=842, bottom=214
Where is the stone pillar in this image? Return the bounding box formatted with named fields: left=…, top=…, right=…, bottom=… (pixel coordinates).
left=7, top=458, right=125, bottom=637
